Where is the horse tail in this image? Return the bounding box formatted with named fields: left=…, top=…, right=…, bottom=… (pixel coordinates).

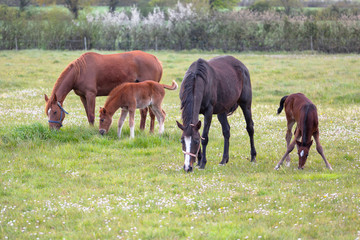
left=162, top=80, right=178, bottom=91
left=277, top=95, right=288, bottom=114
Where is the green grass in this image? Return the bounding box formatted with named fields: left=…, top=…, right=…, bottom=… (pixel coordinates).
left=0, top=50, right=359, bottom=239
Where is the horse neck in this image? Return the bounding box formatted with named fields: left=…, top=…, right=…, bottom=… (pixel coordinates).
left=182, top=76, right=206, bottom=128
left=301, top=104, right=316, bottom=144
left=104, top=94, right=123, bottom=117
left=53, top=66, right=77, bottom=102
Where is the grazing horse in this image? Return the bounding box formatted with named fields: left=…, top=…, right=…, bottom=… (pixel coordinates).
left=176, top=56, right=256, bottom=172
left=44, top=51, right=163, bottom=130
left=99, top=80, right=178, bottom=138
left=275, top=93, right=333, bottom=170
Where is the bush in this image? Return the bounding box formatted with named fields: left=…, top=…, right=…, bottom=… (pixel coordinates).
left=0, top=3, right=360, bottom=53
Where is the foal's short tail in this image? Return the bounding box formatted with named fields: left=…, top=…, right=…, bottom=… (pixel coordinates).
left=277, top=95, right=288, bottom=114
left=162, top=80, right=178, bottom=91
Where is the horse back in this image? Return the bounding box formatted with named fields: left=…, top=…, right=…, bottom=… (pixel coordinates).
left=207, top=56, right=252, bottom=111
left=75, top=51, right=162, bottom=96
left=284, top=93, right=319, bottom=131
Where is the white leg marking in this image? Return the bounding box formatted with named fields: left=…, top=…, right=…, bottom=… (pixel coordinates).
left=159, top=122, right=164, bottom=134
left=184, top=136, right=191, bottom=170
left=117, top=126, right=122, bottom=138
left=130, top=126, right=135, bottom=138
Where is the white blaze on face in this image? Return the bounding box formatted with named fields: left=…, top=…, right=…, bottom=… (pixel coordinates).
left=300, top=150, right=304, bottom=157
left=47, top=108, right=51, bottom=120
left=184, top=136, right=192, bottom=169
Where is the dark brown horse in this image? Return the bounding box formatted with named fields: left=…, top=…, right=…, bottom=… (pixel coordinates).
left=176, top=56, right=256, bottom=172
left=99, top=80, right=177, bottom=138
left=275, top=93, right=333, bottom=170
left=44, top=51, right=163, bottom=130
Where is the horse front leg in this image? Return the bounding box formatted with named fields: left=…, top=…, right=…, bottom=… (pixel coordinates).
left=85, top=92, right=96, bottom=125
left=117, top=109, right=128, bottom=138
left=313, top=131, right=333, bottom=170
left=199, top=112, right=213, bottom=169
left=217, top=113, right=230, bottom=165
left=79, top=95, right=90, bottom=122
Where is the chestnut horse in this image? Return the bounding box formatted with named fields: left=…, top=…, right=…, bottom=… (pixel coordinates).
left=176, top=56, right=256, bottom=172
left=99, top=80, right=178, bottom=138
left=275, top=93, right=333, bottom=170
left=44, top=51, right=162, bottom=130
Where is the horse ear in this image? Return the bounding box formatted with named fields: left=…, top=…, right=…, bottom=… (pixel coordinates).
left=53, top=95, right=57, bottom=102
left=296, top=140, right=301, bottom=147
left=306, top=140, right=313, bottom=148
left=44, top=94, right=49, bottom=102
left=100, top=107, right=106, bottom=114
left=195, top=120, right=201, bottom=130
left=176, top=121, right=184, bottom=130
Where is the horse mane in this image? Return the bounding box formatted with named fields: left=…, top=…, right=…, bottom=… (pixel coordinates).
left=302, top=103, right=317, bottom=145
left=180, top=59, right=208, bottom=129
left=45, top=54, right=87, bottom=115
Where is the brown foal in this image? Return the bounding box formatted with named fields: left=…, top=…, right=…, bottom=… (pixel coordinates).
left=275, top=93, right=333, bottom=170
left=99, top=80, right=178, bottom=138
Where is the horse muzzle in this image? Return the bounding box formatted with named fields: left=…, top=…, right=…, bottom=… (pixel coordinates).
left=183, top=165, right=193, bottom=172
left=99, top=129, right=106, bottom=135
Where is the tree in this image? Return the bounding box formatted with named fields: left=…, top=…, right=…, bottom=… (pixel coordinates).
left=19, top=0, right=32, bottom=11
left=209, top=0, right=239, bottom=10
left=108, top=0, right=119, bottom=12
left=64, top=0, right=79, bottom=18
left=276, top=0, right=302, bottom=15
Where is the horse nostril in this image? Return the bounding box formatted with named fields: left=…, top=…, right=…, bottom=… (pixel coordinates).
left=183, top=165, right=193, bottom=172
left=99, top=129, right=105, bottom=135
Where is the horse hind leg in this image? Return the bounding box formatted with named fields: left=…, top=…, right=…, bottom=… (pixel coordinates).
left=129, top=109, right=136, bottom=138
left=217, top=113, right=230, bottom=165
left=313, top=132, right=333, bottom=170
left=150, top=104, right=166, bottom=135
left=149, top=107, right=155, bottom=133
left=239, top=102, right=257, bottom=162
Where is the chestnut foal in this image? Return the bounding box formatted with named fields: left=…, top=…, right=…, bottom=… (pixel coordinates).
left=99, top=80, right=177, bottom=138
left=275, top=93, right=333, bottom=170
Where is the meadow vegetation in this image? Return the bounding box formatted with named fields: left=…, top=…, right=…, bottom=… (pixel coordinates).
left=0, top=50, right=359, bottom=239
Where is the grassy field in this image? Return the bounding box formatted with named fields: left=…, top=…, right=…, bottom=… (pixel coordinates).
left=0, top=50, right=359, bottom=239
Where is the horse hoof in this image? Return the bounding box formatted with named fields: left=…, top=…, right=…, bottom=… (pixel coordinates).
left=219, top=163, right=226, bottom=166
left=274, top=166, right=280, bottom=170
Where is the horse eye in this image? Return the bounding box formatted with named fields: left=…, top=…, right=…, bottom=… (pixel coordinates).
left=100, top=119, right=104, bottom=122
left=194, top=139, right=200, bottom=144
left=180, top=138, right=184, bottom=144
left=53, top=111, right=57, bottom=115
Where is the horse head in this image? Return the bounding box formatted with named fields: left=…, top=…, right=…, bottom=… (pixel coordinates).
left=99, top=107, right=112, bottom=135
left=44, top=94, right=68, bottom=130
left=296, top=140, right=313, bottom=169
left=176, top=120, right=202, bottom=172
